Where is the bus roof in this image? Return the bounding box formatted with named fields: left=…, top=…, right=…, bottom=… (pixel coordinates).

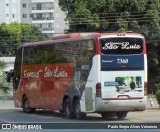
left=51, top=32, right=101, bottom=40
left=20, top=33, right=99, bottom=47
left=51, top=31, right=144, bottom=40
left=100, top=31, right=144, bottom=38
left=20, top=31, right=144, bottom=48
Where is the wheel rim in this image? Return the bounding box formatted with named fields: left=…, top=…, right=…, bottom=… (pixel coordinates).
left=23, top=98, right=31, bottom=112
left=25, top=100, right=29, bottom=109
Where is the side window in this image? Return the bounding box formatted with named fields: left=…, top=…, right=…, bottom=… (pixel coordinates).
left=82, top=40, right=94, bottom=61
left=22, top=39, right=94, bottom=65
left=36, top=45, right=54, bottom=64
left=23, top=47, right=36, bottom=65
left=72, top=39, right=94, bottom=62
left=54, top=43, right=69, bottom=63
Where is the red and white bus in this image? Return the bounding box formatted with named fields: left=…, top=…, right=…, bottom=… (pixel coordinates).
left=13, top=31, right=147, bottom=119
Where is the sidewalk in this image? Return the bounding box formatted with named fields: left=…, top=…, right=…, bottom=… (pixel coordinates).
left=0, top=98, right=159, bottom=110
left=146, top=97, right=160, bottom=110
left=0, top=100, right=15, bottom=109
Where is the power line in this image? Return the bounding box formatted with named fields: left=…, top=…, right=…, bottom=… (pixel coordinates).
left=68, top=10, right=160, bottom=16
left=69, top=13, right=158, bottom=20
left=67, top=14, right=160, bottom=25
left=68, top=14, right=159, bottom=20
left=66, top=10, right=160, bottom=25
left=69, top=20, right=156, bottom=25
left=69, top=16, right=158, bottom=22
left=70, top=17, right=156, bottom=22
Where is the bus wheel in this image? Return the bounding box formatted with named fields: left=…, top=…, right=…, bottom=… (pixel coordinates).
left=101, top=112, right=116, bottom=119
left=64, top=98, right=74, bottom=119
left=22, top=96, right=35, bottom=113
left=116, top=112, right=128, bottom=119
left=74, top=99, right=86, bottom=120
left=59, top=110, right=64, bottom=113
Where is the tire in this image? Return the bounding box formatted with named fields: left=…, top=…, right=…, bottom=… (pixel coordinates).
left=22, top=96, right=36, bottom=113
left=101, top=112, right=116, bottom=119
left=64, top=98, right=75, bottom=119
left=74, top=99, right=86, bottom=120
left=116, top=112, right=128, bottom=119
left=59, top=110, right=64, bottom=113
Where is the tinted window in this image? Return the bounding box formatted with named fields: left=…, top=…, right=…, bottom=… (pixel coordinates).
left=23, top=39, right=94, bottom=65
left=100, top=37, right=143, bottom=54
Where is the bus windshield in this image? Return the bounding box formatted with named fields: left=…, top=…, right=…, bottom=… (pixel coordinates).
left=100, top=37, right=143, bottom=54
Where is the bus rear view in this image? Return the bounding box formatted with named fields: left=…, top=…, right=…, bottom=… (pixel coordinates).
left=95, top=32, right=147, bottom=119
left=12, top=31, right=147, bottom=120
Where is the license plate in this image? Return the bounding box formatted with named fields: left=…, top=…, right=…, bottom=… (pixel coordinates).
left=118, top=95, right=128, bottom=98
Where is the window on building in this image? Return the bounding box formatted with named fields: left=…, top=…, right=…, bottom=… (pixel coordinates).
left=37, top=13, right=42, bottom=20
left=37, top=3, right=42, bottom=10
left=23, top=3, right=27, bottom=8
left=30, top=14, right=33, bottom=18
left=23, top=14, right=27, bottom=18
left=6, top=14, right=9, bottom=17
left=13, top=14, right=15, bottom=18
left=6, top=4, right=9, bottom=6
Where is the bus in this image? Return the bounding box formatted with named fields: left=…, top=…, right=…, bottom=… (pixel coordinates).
left=13, top=31, right=147, bottom=119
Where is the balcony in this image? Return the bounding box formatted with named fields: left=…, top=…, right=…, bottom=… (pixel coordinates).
left=33, top=17, right=54, bottom=21
left=32, top=7, right=54, bottom=10
left=32, top=20, right=54, bottom=24
left=41, top=27, right=54, bottom=34
left=32, top=0, right=54, bottom=3
left=41, top=27, right=54, bottom=31
left=32, top=7, right=54, bottom=13
left=32, top=14, right=54, bottom=23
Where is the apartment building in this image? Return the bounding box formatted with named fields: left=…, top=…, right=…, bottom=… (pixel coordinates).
left=0, top=0, right=68, bottom=35
left=20, top=0, right=32, bottom=24
left=0, top=0, right=20, bottom=24
left=20, top=0, right=68, bottom=35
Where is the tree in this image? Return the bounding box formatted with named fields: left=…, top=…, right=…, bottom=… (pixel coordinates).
left=59, top=0, right=160, bottom=32
left=0, top=22, right=49, bottom=57
left=59, top=0, right=160, bottom=94
left=0, top=60, right=12, bottom=99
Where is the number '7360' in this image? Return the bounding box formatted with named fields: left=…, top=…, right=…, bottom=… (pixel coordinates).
left=117, top=59, right=128, bottom=64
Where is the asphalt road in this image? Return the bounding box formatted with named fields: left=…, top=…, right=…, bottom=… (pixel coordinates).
left=0, top=107, right=160, bottom=123
left=0, top=99, right=160, bottom=132
left=0, top=98, right=159, bottom=123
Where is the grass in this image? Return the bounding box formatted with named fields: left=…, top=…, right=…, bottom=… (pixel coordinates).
left=147, top=94, right=156, bottom=98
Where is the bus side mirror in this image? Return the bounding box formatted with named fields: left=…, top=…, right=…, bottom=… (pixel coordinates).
left=7, top=69, right=13, bottom=82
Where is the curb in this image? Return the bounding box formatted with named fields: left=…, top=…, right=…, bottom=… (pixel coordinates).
left=146, top=107, right=160, bottom=111
left=0, top=100, right=6, bottom=104
left=0, top=100, right=160, bottom=110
